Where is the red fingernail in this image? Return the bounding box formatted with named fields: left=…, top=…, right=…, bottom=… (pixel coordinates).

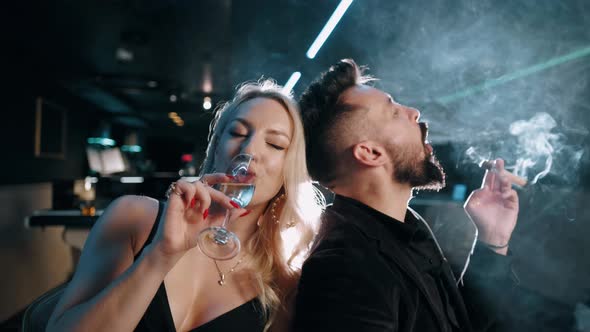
left=239, top=210, right=252, bottom=217
left=190, top=197, right=196, bottom=209
left=229, top=200, right=240, bottom=209
left=227, top=175, right=235, bottom=180
left=202, top=209, right=209, bottom=220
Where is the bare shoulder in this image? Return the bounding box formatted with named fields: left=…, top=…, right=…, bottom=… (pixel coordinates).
left=47, top=195, right=162, bottom=326
left=95, top=195, right=161, bottom=255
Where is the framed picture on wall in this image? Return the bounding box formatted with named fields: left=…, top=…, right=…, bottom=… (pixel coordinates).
left=34, top=97, right=67, bottom=159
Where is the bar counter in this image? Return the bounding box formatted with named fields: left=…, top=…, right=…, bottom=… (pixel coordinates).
left=25, top=210, right=103, bottom=229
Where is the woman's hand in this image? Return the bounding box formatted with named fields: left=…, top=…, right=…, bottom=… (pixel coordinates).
left=151, top=173, right=245, bottom=261
left=464, top=159, right=519, bottom=255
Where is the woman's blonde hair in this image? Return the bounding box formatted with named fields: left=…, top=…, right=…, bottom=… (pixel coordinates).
left=200, top=79, right=324, bottom=331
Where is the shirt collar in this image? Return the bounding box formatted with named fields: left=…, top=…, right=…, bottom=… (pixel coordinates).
left=331, top=194, right=422, bottom=243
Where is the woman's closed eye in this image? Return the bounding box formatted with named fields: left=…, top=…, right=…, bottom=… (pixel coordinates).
left=267, top=142, right=286, bottom=150
left=230, top=131, right=247, bottom=137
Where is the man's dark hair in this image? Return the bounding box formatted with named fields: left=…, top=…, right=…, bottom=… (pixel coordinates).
left=299, top=59, right=374, bottom=185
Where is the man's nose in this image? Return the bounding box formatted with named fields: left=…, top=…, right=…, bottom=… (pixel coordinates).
left=405, top=106, right=420, bottom=122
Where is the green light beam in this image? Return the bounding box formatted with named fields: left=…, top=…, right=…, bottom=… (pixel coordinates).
left=436, top=45, right=590, bottom=105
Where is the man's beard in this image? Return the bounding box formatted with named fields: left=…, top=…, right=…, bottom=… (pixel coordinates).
left=389, top=145, right=446, bottom=191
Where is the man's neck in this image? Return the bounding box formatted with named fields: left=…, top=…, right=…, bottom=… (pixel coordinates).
left=333, top=176, right=413, bottom=222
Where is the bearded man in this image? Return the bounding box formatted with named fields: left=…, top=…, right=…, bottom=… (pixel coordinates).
left=293, top=59, right=522, bottom=332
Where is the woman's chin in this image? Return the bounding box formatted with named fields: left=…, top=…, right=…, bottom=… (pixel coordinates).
left=244, top=198, right=264, bottom=210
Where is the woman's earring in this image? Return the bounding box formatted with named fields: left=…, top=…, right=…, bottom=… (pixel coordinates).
left=270, top=193, right=285, bottom=225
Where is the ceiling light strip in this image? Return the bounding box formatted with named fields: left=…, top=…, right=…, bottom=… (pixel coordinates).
left=283, top=72, right=302, bottom=93
left=306, top=0, right=354, bottom=59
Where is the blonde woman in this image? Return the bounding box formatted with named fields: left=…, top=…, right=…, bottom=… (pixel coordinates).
left=47, top=80, right=324, bottom=332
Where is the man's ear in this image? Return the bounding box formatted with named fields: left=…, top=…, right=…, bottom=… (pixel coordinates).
left=352, top=141, right=388, bottom=167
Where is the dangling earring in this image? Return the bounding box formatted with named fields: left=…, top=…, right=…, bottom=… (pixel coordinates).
left=273, top=193, right=297, bottom=228
left=258, top=193, right=285, bottom=227
left=271, top=193, right=285, bottom=225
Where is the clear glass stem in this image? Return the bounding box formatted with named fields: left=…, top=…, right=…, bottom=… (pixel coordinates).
left=221, top=207, right=231, bottom=229
left=213, top=209, right=232, bottom=245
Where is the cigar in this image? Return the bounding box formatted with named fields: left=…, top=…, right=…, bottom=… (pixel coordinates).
left=480, top=160, right=528, bottom=187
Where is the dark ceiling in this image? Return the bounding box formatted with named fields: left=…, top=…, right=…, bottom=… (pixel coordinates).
left=12, top=0, right=348, bottom=141
left=8, top=0, right=590, bottom=179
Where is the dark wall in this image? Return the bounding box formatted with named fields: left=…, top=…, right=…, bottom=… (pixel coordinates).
left=1, top=90, right=96, bottom=185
